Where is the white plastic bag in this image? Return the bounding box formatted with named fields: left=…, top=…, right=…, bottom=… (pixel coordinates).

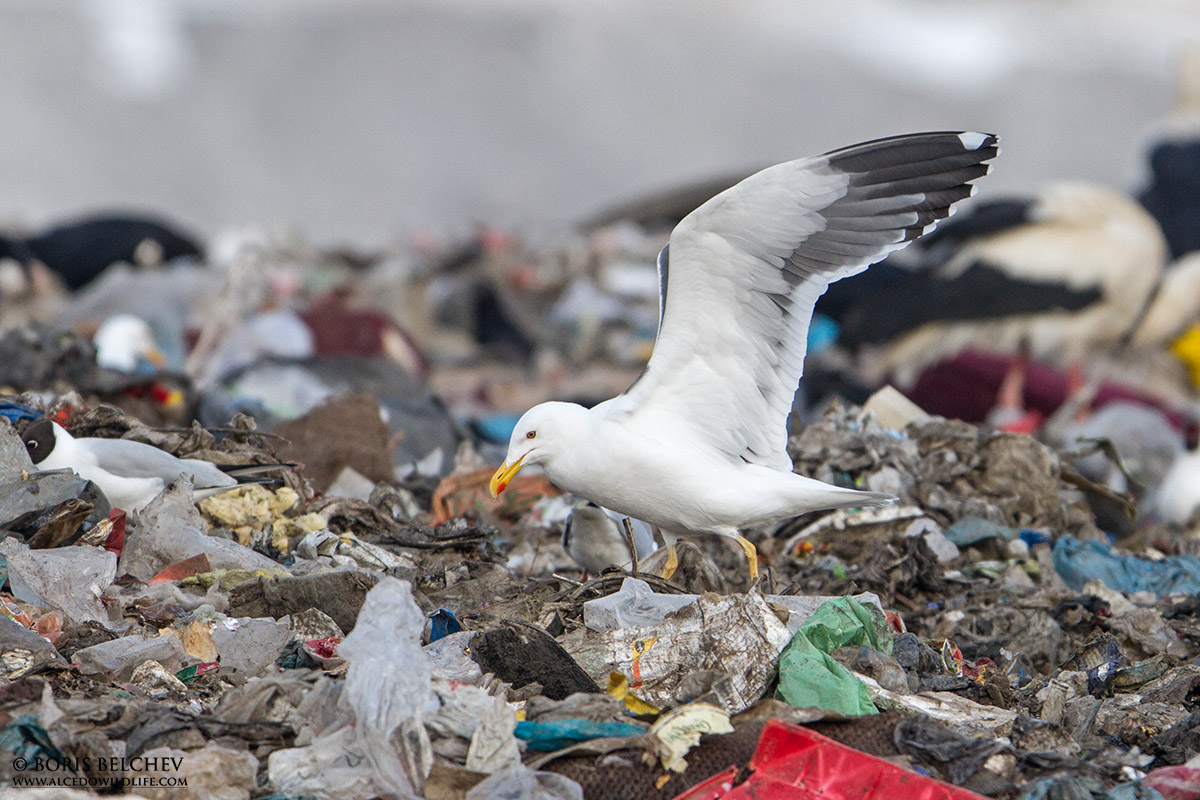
left=338, top=577, right=436, bottom=799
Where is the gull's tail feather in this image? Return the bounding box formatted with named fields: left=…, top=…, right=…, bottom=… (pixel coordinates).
left=803, top=489, right=897, bottom=513
left=215, top=462, right=297, bottom=477
left=194, top=484, right=248, bottom=502
left=788, top=473, right=897, bottom=514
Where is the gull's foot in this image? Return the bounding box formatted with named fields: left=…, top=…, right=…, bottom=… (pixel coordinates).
left=736, top=534, right=759, bottom=584
left=660, top=544, right=679, bottom=581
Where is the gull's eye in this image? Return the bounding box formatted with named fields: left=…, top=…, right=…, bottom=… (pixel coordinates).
left=526, top=431, right=536, bottom=439
left=27, top=441, right=37, bottom=449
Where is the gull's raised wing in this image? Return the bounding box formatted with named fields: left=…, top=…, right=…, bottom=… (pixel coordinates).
left=603, top=132, right=999, bottom=469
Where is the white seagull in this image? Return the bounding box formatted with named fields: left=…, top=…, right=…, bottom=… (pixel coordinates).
left=93, top=313, right=168, bottom=373
left=491, top=132, right=999, bottom=580
left=22, top=417, right=264, bottom=513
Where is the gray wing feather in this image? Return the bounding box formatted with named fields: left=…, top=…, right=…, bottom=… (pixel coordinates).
left=83, top=438, right=236, bottom=489
left=604, top=132, right=998, bottom=469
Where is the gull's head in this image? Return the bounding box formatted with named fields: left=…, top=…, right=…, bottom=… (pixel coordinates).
left=94, top=314, right=167, bottom=373
left=489, top=401, right=585, bottom=497
left=21, top=417, right=65, bottom=466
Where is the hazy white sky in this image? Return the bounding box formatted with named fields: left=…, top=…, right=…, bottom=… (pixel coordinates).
left=0, top=0, right=1197, bottom=244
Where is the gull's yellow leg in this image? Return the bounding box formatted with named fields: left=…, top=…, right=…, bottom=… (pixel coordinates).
left=736, top=535, right=759, bottom=582
left=660, top=544, right=679, bottom=581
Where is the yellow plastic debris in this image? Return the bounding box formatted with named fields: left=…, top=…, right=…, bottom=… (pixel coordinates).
left=170, top=620, right=218, bottom=662
left=272, top=513, right=328, bottom=555
left=1171, top=324, right=1200, bottom=389
left=179, top=567, right=291, bottom=590
left=199, top=484, right=298, bottom=526
left=607, top=672, right=660, bottom=716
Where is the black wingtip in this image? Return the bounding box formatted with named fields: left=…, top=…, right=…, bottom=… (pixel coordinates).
left=825, top=131, right=1000, bottom=175
left=827, top=130, right=998, bottom=152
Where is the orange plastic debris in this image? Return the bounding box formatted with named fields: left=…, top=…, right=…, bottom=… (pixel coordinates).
left=149, top=554, right=213, bottom=584
left=431, top=467, right=559, bottom=524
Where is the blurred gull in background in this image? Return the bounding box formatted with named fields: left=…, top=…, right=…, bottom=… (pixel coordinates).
left=88, top=0, right=191, bottom=101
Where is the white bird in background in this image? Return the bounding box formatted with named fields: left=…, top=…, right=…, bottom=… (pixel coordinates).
left=562, top=500, right=658, bottom=575
left=491, top=132, right=999, bottom=581
left=93, top=313, right=168, bottom=373
left=1129, top=251, right=1200, bottom=348
left=22, top=417, right=271, bottom=513
left=1151, top=421, right=1200, bottom=526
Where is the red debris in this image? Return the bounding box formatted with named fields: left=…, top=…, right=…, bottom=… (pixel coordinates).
left=148, top=553, right=212, bottom=584
left=1144, top=765, right=1200, bottom=800
left=304, top=637, right=341, bottom=660
left=79, top=508, right=128, bottom=557
left=298, top=291, right=429, bottom=378
left=908, top=349, right=1188, bottom=428
left=673, top=719, right=987, bottom=800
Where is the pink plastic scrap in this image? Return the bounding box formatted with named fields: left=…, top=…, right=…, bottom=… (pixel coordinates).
left=1143, top=765, right=1200, bottom=800
left=673, top=718, right=988, bottom=800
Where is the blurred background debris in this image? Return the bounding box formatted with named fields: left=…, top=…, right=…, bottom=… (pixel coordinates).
left=2, top=2, right=1200, bottom=799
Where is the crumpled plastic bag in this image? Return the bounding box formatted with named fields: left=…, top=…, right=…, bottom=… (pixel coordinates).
left=565, top=590, right=792, bottom=713
left=293, top=528, right=415, bottom=570
left=1015, top=776, right=1167, bottom=800
left=0, top=537, right=116, bottom=626
left=338, top=577, right=436, bottom=798
left=120, top=478, right=281, bottom=580
left=1053, top=536, right=1200, bottom=597
left=801, top=597, right=893, bottom=655
left=677, top=718, right=988, bottom=800
left=1143, top=762, right=1200, bottom=800
left=775, top=597, right=893, bottom=716
left=583, top=577, right=698, bottom=632
left=268, top=578, right=435, bottom=799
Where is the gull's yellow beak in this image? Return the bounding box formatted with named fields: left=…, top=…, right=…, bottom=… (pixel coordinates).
left=489, top=454, right=526, bottom=497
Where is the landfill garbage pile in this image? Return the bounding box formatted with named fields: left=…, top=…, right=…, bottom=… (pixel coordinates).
left=3, top=201, right=1200, bottom=800
left=4, top=361, right=1200, bottom=800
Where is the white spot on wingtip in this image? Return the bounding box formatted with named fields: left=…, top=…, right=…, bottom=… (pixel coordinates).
left=969, top=185, right=978, bottom=197
left=958, top=131, right=989, bottom=150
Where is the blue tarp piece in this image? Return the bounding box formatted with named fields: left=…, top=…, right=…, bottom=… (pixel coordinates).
left=1016, top=775, right=1165, bottom=800
left=471, top=413, right=523, bottom=444
left=1053, top=536, right=1200, bottom=596
left=514, top=719, right=645, bottom=751
left=428, top=608, right=462, bottom=642
left=944, top=516, right=1017, bottom=547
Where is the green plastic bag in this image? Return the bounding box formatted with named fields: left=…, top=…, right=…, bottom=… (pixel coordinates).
left=775, top=597, right=894, bottom=716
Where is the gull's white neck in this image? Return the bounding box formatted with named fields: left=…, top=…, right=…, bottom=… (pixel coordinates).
left=540, top=406, right=712, bottom=529
left=41, top=424, right=81, bottom=472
